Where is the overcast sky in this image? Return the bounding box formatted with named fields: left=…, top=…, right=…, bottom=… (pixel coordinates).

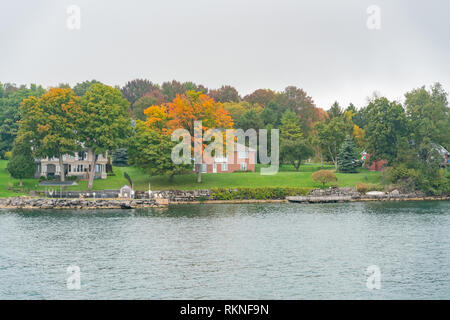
left=1, top=0, right=449, bottom=109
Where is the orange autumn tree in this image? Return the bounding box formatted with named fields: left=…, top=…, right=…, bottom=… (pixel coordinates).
left=144, top=90, right=233, bottom=183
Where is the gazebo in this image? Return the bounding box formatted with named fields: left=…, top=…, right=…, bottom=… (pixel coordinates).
left=119, top=185, right=134, bottom=199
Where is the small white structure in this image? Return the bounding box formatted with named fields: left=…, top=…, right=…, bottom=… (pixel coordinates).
left=119, top=185, right=133, bottom=199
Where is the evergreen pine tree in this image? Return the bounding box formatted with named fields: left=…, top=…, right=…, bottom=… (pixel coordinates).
left=338, top=135, right=360, bottom=173
left=112, top=148, right=129, bottom=167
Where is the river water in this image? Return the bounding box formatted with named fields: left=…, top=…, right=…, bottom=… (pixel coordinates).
left=0, top=201, right=449, bottom=299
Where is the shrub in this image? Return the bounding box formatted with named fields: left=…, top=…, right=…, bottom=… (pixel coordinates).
left=211, top=187, right=310, bottom=200
left=385, top=164, right=449, bottom=195
left=385, top=165, right=410, bottom=183
left=4, top=151, right=12, bottom=160
left=415, top=167, right=449, bottom=196
left=312, top=170, right=337, bottom=189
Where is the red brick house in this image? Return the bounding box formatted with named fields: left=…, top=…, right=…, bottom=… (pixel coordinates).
left=198, top=144, right=256, bottom=173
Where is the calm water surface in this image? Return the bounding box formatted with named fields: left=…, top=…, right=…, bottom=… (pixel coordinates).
left=0, top=201, right=449, bottom=299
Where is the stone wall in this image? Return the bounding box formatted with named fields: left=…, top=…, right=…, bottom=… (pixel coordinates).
left=0, top=197, right=164, bottom=209
left=2, top=188, right=447, bottom=209
left=138, top=190, right=212, bottom=201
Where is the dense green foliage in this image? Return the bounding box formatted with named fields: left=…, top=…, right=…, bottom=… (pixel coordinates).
left=211, top=187, right=310, bottom=200
left=79, top=84, right=132, bottom=189
left=280, top=110, right=314, bottom=171
left=128, top=121, right=188, bottom=179
left=0, top=84, right=45, bottom=158
left=6, top=137, right=36, bottom=186
left=364, top=97, right=408, bottom=164
left=19, top=88, right=81, bottom=182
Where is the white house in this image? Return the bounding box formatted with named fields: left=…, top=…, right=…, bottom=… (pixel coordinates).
left=35, top=150, right=108, bottom=180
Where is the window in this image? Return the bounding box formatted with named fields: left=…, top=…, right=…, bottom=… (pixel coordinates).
left=238, top=150, right=249, bottom=159
left=78, top=151, right=87, bottom=161
left=240, top=162, right=247, bottom=171
left=222, top=163, right=228, bottom=171
left=96, top=164, right=102, bottom=172
left=202, top=164, right=207, bottom=173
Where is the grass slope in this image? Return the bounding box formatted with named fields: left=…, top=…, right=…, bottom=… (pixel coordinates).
left=0, top=160, right=381, bottom=196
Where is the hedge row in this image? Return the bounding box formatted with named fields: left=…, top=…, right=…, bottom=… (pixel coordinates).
left=211, top=187, right=311, bottom=200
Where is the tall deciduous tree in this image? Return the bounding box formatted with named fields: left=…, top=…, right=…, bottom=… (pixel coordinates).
left=282, top=86, right=317, bottom=133
left=73, top=80, right=102, bottom=96
left=19, top=88, right=81, bottom=181
left=364, top=97, right=408, bottom=164
left=132, top=89, right=166, bottom=121
left=128, top=121, right=188, bottom=180
left=79, top=84, right=132, bottom=190
left=121, top=79, right=158, bottom=105
left=327, top=101, right=343, bottom=119
left=0, top=84, right=45, bottom=158
left=223, top=101, right=262, bottom=125
left=243, top=89, right=275, bottom=107
left=209, top=85, right=240, bottom=103
left=315, top=117, right=349, bottom=169
left=404, top=83, right=449, bottom=161
left=280, top=110, right=313, bottom=171
left=144, top=91, right=233, bottom=183
left=237, top=109, right=263, bottom=131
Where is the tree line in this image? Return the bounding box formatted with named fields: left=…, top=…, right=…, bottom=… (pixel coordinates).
left=0, top=79, right=448, bottom=194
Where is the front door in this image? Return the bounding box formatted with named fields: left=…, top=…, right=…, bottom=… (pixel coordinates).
left=213, top=163, right=217, bottom=173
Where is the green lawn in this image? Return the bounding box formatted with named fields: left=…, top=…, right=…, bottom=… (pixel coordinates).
left=0, top=160, right=382, bottom=197
left=138, top=165, right=381, bottom=190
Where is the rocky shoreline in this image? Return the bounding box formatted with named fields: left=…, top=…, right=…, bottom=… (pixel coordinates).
left=0, top=197, right=167, bottom=209
left=0, top=188, right=448, bottom=209
left=287, top=187, right=449, bottom=203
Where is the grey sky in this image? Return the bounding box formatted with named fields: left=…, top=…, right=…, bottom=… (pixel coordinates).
left=1, top=0, right=449, bottom=109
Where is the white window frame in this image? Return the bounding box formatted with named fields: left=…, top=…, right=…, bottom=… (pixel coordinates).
left=238, top=150, right=249, bottom=159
